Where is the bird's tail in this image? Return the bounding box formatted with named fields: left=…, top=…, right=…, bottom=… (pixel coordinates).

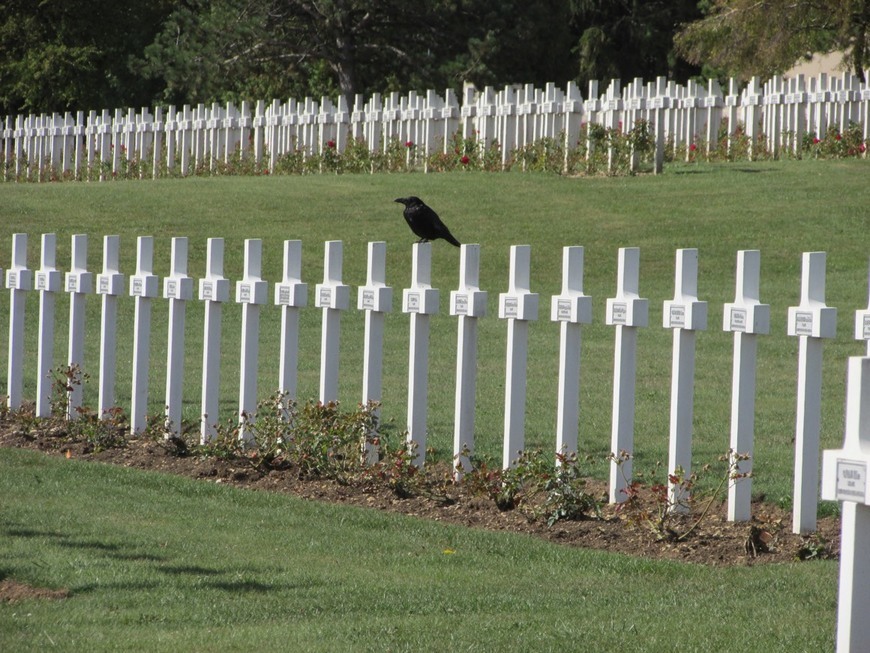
left=445, top=233, right=461, bottom=248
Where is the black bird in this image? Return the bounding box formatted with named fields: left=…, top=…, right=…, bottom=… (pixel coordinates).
left=394, top=196, right=461, bottom=247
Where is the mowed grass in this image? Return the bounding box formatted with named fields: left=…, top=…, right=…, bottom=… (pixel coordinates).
left=0, top=447, right=837, bottom=652
left=0, top=160, right=869, bottom=506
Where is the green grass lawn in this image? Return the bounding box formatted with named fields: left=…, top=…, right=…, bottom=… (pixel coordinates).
left=1, top=160, right=869, bottom=506
left=0, top=447, right=837, bottom=652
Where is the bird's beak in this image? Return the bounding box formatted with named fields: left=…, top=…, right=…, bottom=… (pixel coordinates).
left=394, top=198, right=404, bottom=204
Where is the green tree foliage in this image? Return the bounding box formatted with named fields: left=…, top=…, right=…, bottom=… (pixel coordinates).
left=0, top=0, right=172, bottom=114
left=674, top=0, right=870, bottom=82
left=1, top=0, right=703, bottom=114
left=570, top=0, right=702, bottom=83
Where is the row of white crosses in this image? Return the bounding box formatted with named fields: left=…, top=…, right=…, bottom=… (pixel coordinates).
left=6, top=234, right=866, bottom=526
left=8, top=71, right=870, bottom=183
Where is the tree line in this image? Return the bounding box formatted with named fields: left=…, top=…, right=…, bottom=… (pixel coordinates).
left=1, top=0, right=867, bottom=116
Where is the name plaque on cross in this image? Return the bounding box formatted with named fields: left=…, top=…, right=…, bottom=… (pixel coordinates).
left=836, top=460, right=867, bottom=502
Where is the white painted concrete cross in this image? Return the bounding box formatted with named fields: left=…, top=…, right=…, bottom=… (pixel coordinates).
left=550, top=246, right=592, bottom=459
left=663, top=248, right=707, bottom=510
left=723, top=250, right=770, bottom=521
left=199, top=238, right=230, bottom=442
left=6, top=234, right=31, bottom=410
left=403, top=242, right=440, bottom=465
left=357, top=241, right=392, bottom=463
left=129, top=237, right=159, bottom=434
left=499, top=245, right=539, bottom=469
left=96, top=235, right=124, bottom=417
left=821, top=356, right=870, bottom=652
left=65, top=234, right=93, bottom=420
left=315, top=240, right=350, bottom=404
left=788, top=251, right=837, bottom=533
left=855, top=259, right=870, bottom=356
left=275, top=240, right=308, bottom=402
left=606, top=247, right=648, bottom=502
left=236, top=239, right=268, bottom=443
left=35, top=234, right=60, bottom=417
left=163, top=238, right=193, bottom=436
left=450, top=244, right=487, bottom=475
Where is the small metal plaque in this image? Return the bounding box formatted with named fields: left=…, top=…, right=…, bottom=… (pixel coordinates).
left=836, top=460, right=867, bottom=502
left=730, top=308, right=747, bottom=331
left=794, top=311, right=814, bottom=336
left=610, top=302, right=627, bottom=324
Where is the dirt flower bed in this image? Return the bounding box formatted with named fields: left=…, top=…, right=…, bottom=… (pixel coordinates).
left=0, top=409, right=840, bottom=569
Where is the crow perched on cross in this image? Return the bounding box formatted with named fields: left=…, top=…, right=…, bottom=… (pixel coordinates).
left=394, top=196, right=461, bottom=247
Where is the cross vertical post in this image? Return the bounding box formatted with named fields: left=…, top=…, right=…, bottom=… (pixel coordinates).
left=550, top=246, right=592, bottom=460
left=129, top=237, right=158, bottom=433
left=35, top=234, right=60, bottom=417
left=403, top=242, right=439, bottom=465
left=275, top=240, right=308, bottom=403
left=498, top=245, right=539, bottom=469
left=663, top=248, right=707, bottom=510
left=358, top=242, right=392, bottom=463
left=822, top=356, right=870, bottom=651
left=163, top=238, right=193, bottom=436
left=450, top=244, right=487, bottom=475
left=236, top=239, right=268, bottom=443
left=96, top=235, right=124, bottom=417
left=199, top=238, right=230, bottom=442
left=606, top=247, right=648, bottom=503
left=6, top=234, right=31, bottom=410
left=65, top=234, right=93, bottom=420
left=315, top=241, right=350, bottom=404
left=724, top=250, right=770, bottom=521
left=788, top=251, right=837, bottom=533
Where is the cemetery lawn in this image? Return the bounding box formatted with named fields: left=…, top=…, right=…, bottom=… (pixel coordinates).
left=0, top=446, right=838, bottom=652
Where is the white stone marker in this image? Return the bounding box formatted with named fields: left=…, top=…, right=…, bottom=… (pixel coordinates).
left=787, top=251, right=837, bottom=533
left=163, top=238, right=193, bottom=436
left=199, top=238, right=230, bottom=442
left=358, top=242, right=392, bottom=463
left=403, top=242, right=440, bottom=465
left=821, top=356, right=870, bottom=652
left=236, top=239, right=268, bottom=443
left=663, top=249, right=707, bottom=510
left=315, top=241, right=350, bottom=403
left=450, top=244, right=487, bottom=475
left=35, top=234, right=61, bottom=417
left=129, top=237, right=159, bottom=434
left=606, top=247, right=648, bottom=503
left=65, top=235, right=93, bottom=420
left=550, top=246, right=592, bottom=459
left=499, top=245, right=539, bottom=469
left=723, top=250, right=770, bottom=521
left=274, top=240, right=308, bottom=402
left=96, top=236, right=124, bottom=417
left=855, top=259, right=870, bottom=356
left=6, top=234, right=31, bottom=410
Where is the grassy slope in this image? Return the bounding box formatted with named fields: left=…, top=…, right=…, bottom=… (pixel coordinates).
left=0, top=160, right=868, bottom=506
left=0, top=448, right=836, bottom=652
